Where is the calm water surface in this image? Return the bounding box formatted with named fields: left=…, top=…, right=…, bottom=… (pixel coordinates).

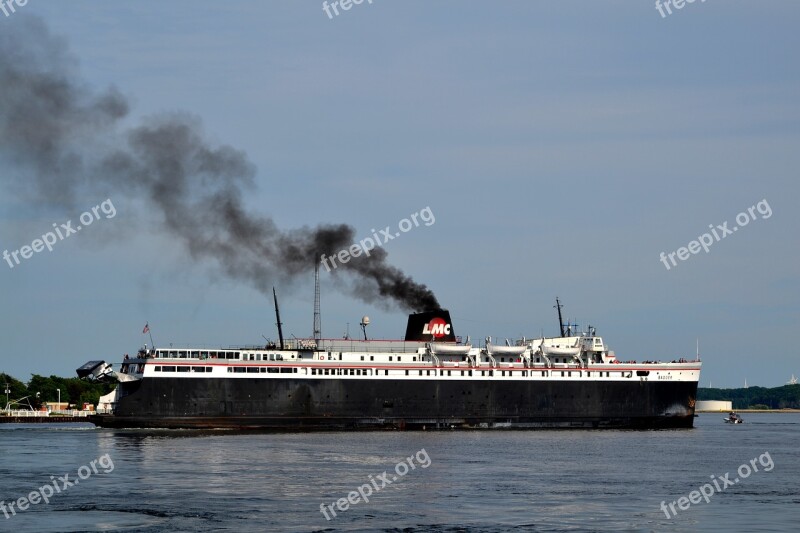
left=1, top=413, right=798, bottom=532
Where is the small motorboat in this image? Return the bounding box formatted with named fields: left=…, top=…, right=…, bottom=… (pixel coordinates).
left=724, top=412, right=743, bottom=424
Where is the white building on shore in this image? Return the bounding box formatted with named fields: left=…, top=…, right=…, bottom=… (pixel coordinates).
left=696, top=400, right=733, bottom=412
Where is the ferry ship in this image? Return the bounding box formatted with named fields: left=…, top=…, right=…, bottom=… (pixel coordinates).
left=77, top=301, right=701, bottom=430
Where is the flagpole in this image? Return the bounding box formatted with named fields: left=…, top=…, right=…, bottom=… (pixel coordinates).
left=148, top=322, right=155, bottom=349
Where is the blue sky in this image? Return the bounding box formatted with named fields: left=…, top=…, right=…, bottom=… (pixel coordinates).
left=1, top=1, right=798, bottom=388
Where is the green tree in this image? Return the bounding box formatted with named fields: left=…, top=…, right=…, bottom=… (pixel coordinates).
left=0, top=372, right=28, bottom=408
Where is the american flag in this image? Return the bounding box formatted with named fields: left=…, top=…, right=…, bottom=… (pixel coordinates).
left=142, top=323, right=150, bottom=334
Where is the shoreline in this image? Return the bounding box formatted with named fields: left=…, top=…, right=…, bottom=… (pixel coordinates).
left=697, top=409, right=800, bottom=413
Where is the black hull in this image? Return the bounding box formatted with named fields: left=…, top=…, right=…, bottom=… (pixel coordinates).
left=92, top=377, right=698, bottom=430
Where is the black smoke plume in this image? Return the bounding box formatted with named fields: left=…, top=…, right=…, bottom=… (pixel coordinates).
left=0, top=17, right=439, bottom=312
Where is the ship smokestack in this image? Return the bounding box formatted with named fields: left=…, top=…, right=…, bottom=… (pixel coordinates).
left=404, top=309, right=456, bottom=342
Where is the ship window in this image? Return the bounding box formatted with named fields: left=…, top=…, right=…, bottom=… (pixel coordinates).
left=154, top=366, right=162, bottom=372
left=247, top=367, right=259, bottom=373
left=542, top=371, right=547, bottom=377
left=413, top=357, right=417, bottom=362
left=398, top=357, right=402, bottom=362
left=234, top=367, right=246, bottom=373
left=500, top=357, right=505, bottom=362
left=561, top=371, right=565, bottom=377
left=489, top=370, right=494, bottom=376
left=405, top=370, right=409, bottom=376
left=469, top=370, right=473, bottom=376
left=448, top=371, right=451, bottom=376
left=169, top=351, right=177, bottom=357
left=637, top=371, right=650, bottom=377
left=370, top=356, right=374, bottom=361
left=227, top=367, right=233, bottom=373
left=427, top=370, right=431, bottom=376
left=384, top=370, right=388, bottom=376
left=389, top=356, right=393, bottom=361
left=461, top=371, right=464, bottom=376
left=360, top=356, right=364, bottom=361
left=191, top=366, right=205, bottom=372
left=235, top=352, right=241, bottom=358
left=162, top=366, right=176, bottom=372
left=311, top=368, right=317, bottom=375
left=324, top=369, right=330, bottom=375
left=178, top=351, right=187, bottom=358
left=339, top=354, right=342, bottom=360
left=568, top=372, right=572, bottom=377
left=481, top=371, right=485, bottom=376
left=191, top=351, right=199, bottom=358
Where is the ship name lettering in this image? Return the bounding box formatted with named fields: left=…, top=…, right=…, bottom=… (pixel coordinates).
left=423, top=323, right=451, bottom=336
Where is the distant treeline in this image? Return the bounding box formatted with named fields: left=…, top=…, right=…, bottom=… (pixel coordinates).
left=698, top=384, right=800, bottom=410
left=1, top=372, right=113, bottom=409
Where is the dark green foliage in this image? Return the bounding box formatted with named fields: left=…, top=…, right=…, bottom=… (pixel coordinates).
left=1, top=372, right=114, bottom=409
left=698, top=385, right=800, bottom=410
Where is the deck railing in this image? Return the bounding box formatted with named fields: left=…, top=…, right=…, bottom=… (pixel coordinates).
left=2, top=410, right=95, bottom=417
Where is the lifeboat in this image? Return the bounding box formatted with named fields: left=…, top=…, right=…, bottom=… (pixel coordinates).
left=541, top=345, right=581, bottom=356
left=428, top=342, right=472, bottom=356
left=485, top=343, right=527, bottom=356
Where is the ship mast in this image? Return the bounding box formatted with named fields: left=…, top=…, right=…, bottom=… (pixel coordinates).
left=554, top=297, right=566, bottom=337
left=273, top=286, right=285, bottom=350
left=313, top=262, right=322, bottom=343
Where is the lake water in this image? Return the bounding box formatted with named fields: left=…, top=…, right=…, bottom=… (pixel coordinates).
left=0, top=413, right=798, bottom=532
